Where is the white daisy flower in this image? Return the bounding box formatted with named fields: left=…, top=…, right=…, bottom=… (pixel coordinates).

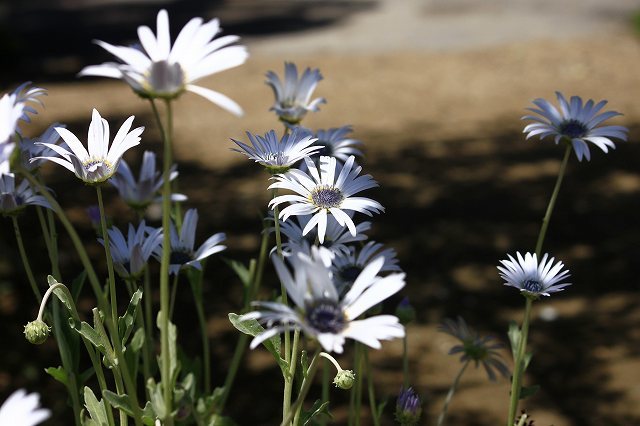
left=522, top=92, right=628, bottom=161
left=153, top=208, right=226, bottom=275
left=332, top=241, right=401, bottom=295
left=497, top=251, right=571, bottom=298
left=0, top=389, right=50, bottom=426
left=11, top=82, right=47, bottom=125
left=19, top=123, right=65, bottom=171
left=110, top=150, right=187, bottom=211
left=99, top=221, right=162, bottom=280
left=0, top=173, right=51, bottom=216
left=266, top=62, right=326, bottom=124
left=0, top=93, right=25, bottom=145
left=31, top=109, right=143, bottom=184
left=243, top=247, right=405, bottom=353
left=79, top=9, right=248, bottom=116
left=232, top=128, right=319, bottom=174
left=306, top=125, right=363, bottom=163
left=0, top=142, right=15, bottom=175
left=268, top=155, right=383, bottom=244
left=275, top=212, right=371, bottom=261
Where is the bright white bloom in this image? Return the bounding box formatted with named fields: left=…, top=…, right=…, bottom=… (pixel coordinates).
left=0, top=389, right=50, bottom=426
left=266, top=62, right=326, bottom=124
left=0, top=173, right=51, bottom=215
left=19, top=123, right=65, bottom=171
left=79, top=9, right=248, bottom=116
left=99, top=221, right=162, bottom=280
left=32, top=109, right=143, bottom=184
left=306, top=125, right=363, bottom=163
left=497, top=252, right=571, bottom=298
left=276, top=212, right=371, bottom=261
left=110, top=151, right=186, bottom=210
left=0, top=93, right=25, bottom=145
left=243, top=248, right=405, bottom=353
left=232, top=128, right=319, bottom=173
left=153, top=208, right=226, bottom=275
left=269, top=155, right=383, bottom=244
left=522, top=92, right=628, bottom=161
left=332, top=241, right=401, bottom=295
left=0, top=142, right=15, bottom=175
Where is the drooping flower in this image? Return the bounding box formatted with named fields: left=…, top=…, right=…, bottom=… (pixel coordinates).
left=232, top=128, right=319, bottom=174
left=331, top=241, right=401, bottom=295
left=242, top=247, right=405, bottom=353
left=110, top=150, right=186, bottom=211
left=0, top=173, right=51, bottom=216
left=269, top=155, right=383, bottom=243
left=439, top=316, right=510, bottom=382
left=0, top=389, right=50, bottom=426
left=19, top=123, right=66, bottom=171
left=265, top=62, right=326, bottom=124
left=31, top=109, right=143, bottom=184
left=522, top=92, right=628, bottom=161
left=98, top=221, right=162, bottom=280
left=395, top=387, right=422, bottom=426
left=497, top=251, right=571, bottom=298
left=275, top=212, right=371, bottom=261
left=79, top=9, right=248, bottom=115
left=153, top=208, right=226, bottom=275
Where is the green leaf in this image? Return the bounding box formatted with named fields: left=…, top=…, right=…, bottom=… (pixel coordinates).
left=523, top=351, right=533, bottom=371
left=224, top=258, right=252, bottom=288
left=118, top=289, right=143, bottom=344
left=156, top=312, right=180, bottom=386
left=228, top=313, right=288, bottom=375
left=301, top=400, right=332, bottom=425
left=83, top=387, right=109, bottom=426
left=507, top=321, right=520, bottom=360
left=141, top=402, right=157, bottom=426
left=130, top=328, right=145, bottom=353
left=70, top=319, right=107, bottom=355
left=519, top=384, right=540, bottom=399
left=102, top=390, right=134, bottom=417
left=209, top=415, right=239, bottom=426
left=44, top=366, right=68, bottom=387
left=48, top=276, right=74, bottom=315
left=71, top=271, right=87, bottom=303
left=146, top=379, right=166, bottom=419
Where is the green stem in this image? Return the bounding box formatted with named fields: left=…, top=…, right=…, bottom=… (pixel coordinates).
left=437, top=360, right=470, bottom=426
left=535, top=143, right=572, bottom=257
left=350, top=343, right=364, bottom=426
left=506, top=298, right=533, bottom=426
left=143, top=267, right=155, bottom=381
left=169, top=272, right=179, bottom=319
left=45, top=208, right=61, bottom=278
left=150, top=98, right=174, bottom=424
left=285, top=329, right=301, bottom=424
left=364, top=350, right=380, bottom=426
left=35, top=206, right=53, bottom=263
left=321, top=362, right=329, bottom=426
left=193, top=277, right=212, bottom=394
left=12, top=216, right=42, bottom=303
left=281, top=349, right=322, bottom=426
left=402, top=335, right=409, bottom=389
left=96, top=186, right=118, bottom=327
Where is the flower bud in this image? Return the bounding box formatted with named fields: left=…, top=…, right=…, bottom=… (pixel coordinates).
left=395, top=387, right=421, bottom=426
left=333, top=369, right=355, bottom=390
left=24, top=320, right=51, bottom=345
left=395, top=297, right=416, bottom=325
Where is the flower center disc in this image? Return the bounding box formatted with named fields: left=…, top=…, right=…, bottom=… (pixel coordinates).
left=558, top=119, right=588, bottom=138
left=306, top=299, right=346, bottom=333
left=170, top=249, right=192, bottom=265
left=148, top=60, right=185, bottom=95
left=523, top=278, right=542, bottom=293
left=311, top=186, right=343, bottom=209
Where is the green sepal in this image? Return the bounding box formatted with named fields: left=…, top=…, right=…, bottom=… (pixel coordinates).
left=44, top=366, right=68, bottom=387
left=228, top=313, right=288, bottom=376
left=519, top=384, right=540, bottom=399
left=83, top=387, right=109, bottom=426
left=118, top=289, right=142, bottom=345
left=300, top=399, right=332, bottom=425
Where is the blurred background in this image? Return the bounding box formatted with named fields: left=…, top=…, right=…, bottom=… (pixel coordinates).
left=2, top=0, right=640, bottom=424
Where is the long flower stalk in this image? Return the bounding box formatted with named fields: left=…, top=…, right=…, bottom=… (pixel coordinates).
left=364, top=350, right=380, bottom=426
left=437, top=360, right=470, bottom=426
left=12, top=216, right=42, bottom=303
left=281, top=349, right=322, bottom=426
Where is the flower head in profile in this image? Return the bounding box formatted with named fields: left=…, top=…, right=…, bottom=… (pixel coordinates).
left=110, top=151, right=186, bottom=211
left=497, top=251, right=571, bottom=298
left=331, top=241, right=401, bottom=296
left=0, top=173, right=51, bottom=216
left=269, top=155, right=383, bottom=243
left=522, top=92, right=628, bottom=161
left=395, top=387, right=422, bottom=426
left=31, top=109, right=143, bottom=184
left=231, top=128, right=319, bottom=174
left=11, top=82, right=47, bottom=125
left=153, top=208, right=226, bottom=275
left=0, top=389, right=50, bottom=426
left=266, top=62, right=326, bottom=124
left=79, top=9, right=248, bottom=115
left=99, top=221, right=162, bottom=280
left=19, top=123, right=65, bottom=171
left=439, top=316, right=510, bottom=382
left=242, top=247, right=405, bottom=353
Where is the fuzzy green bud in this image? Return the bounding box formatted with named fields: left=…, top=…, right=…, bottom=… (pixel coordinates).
left=24, top=320, right=51, bottom=345
left=395, top=296, right=416, bottom=325
left=333, top=369, right=355, bottom=389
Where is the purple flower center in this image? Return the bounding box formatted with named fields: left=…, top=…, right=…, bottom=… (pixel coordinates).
left=558, top=119, right=588, bottom=138
left=311, top=186, right=343, bottom=209
left=170, top=249, right=192, bottom=265
left=523, top=278, right=542, bottom=293
left=306, top=299, right=345, bottom=333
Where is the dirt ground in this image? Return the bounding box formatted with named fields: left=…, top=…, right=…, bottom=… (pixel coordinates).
left=2, top=2, right=640, bottom=425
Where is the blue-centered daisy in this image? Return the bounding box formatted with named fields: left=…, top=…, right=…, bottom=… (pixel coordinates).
left=497, top=251, right=571, bottom=298
left=231, top=128, right=319, bottom=174
left=31, top=109, right=143, bottom=184
left=268, top=155, right=383, bottom=244
left=79, top=9, right=248, bottom=115
left=242, top=247, right=405, bottom=353
left=522, top=92, right=628, bottom=161
left=153, top=208, right=226, bottom=275
left=99, top=221, right=162, bottom=280
left=265, top=62, right=326, bottom=124
left=110, top=150, right=186, bottom=211
left=0, top=173, right=51, bottom=216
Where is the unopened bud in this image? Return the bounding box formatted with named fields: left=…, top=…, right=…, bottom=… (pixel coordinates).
left=24, top=320, right=51, bottom=345
left=333, top=369, right=355, bottom=390
left=395, top=297, right=416, bottom=325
